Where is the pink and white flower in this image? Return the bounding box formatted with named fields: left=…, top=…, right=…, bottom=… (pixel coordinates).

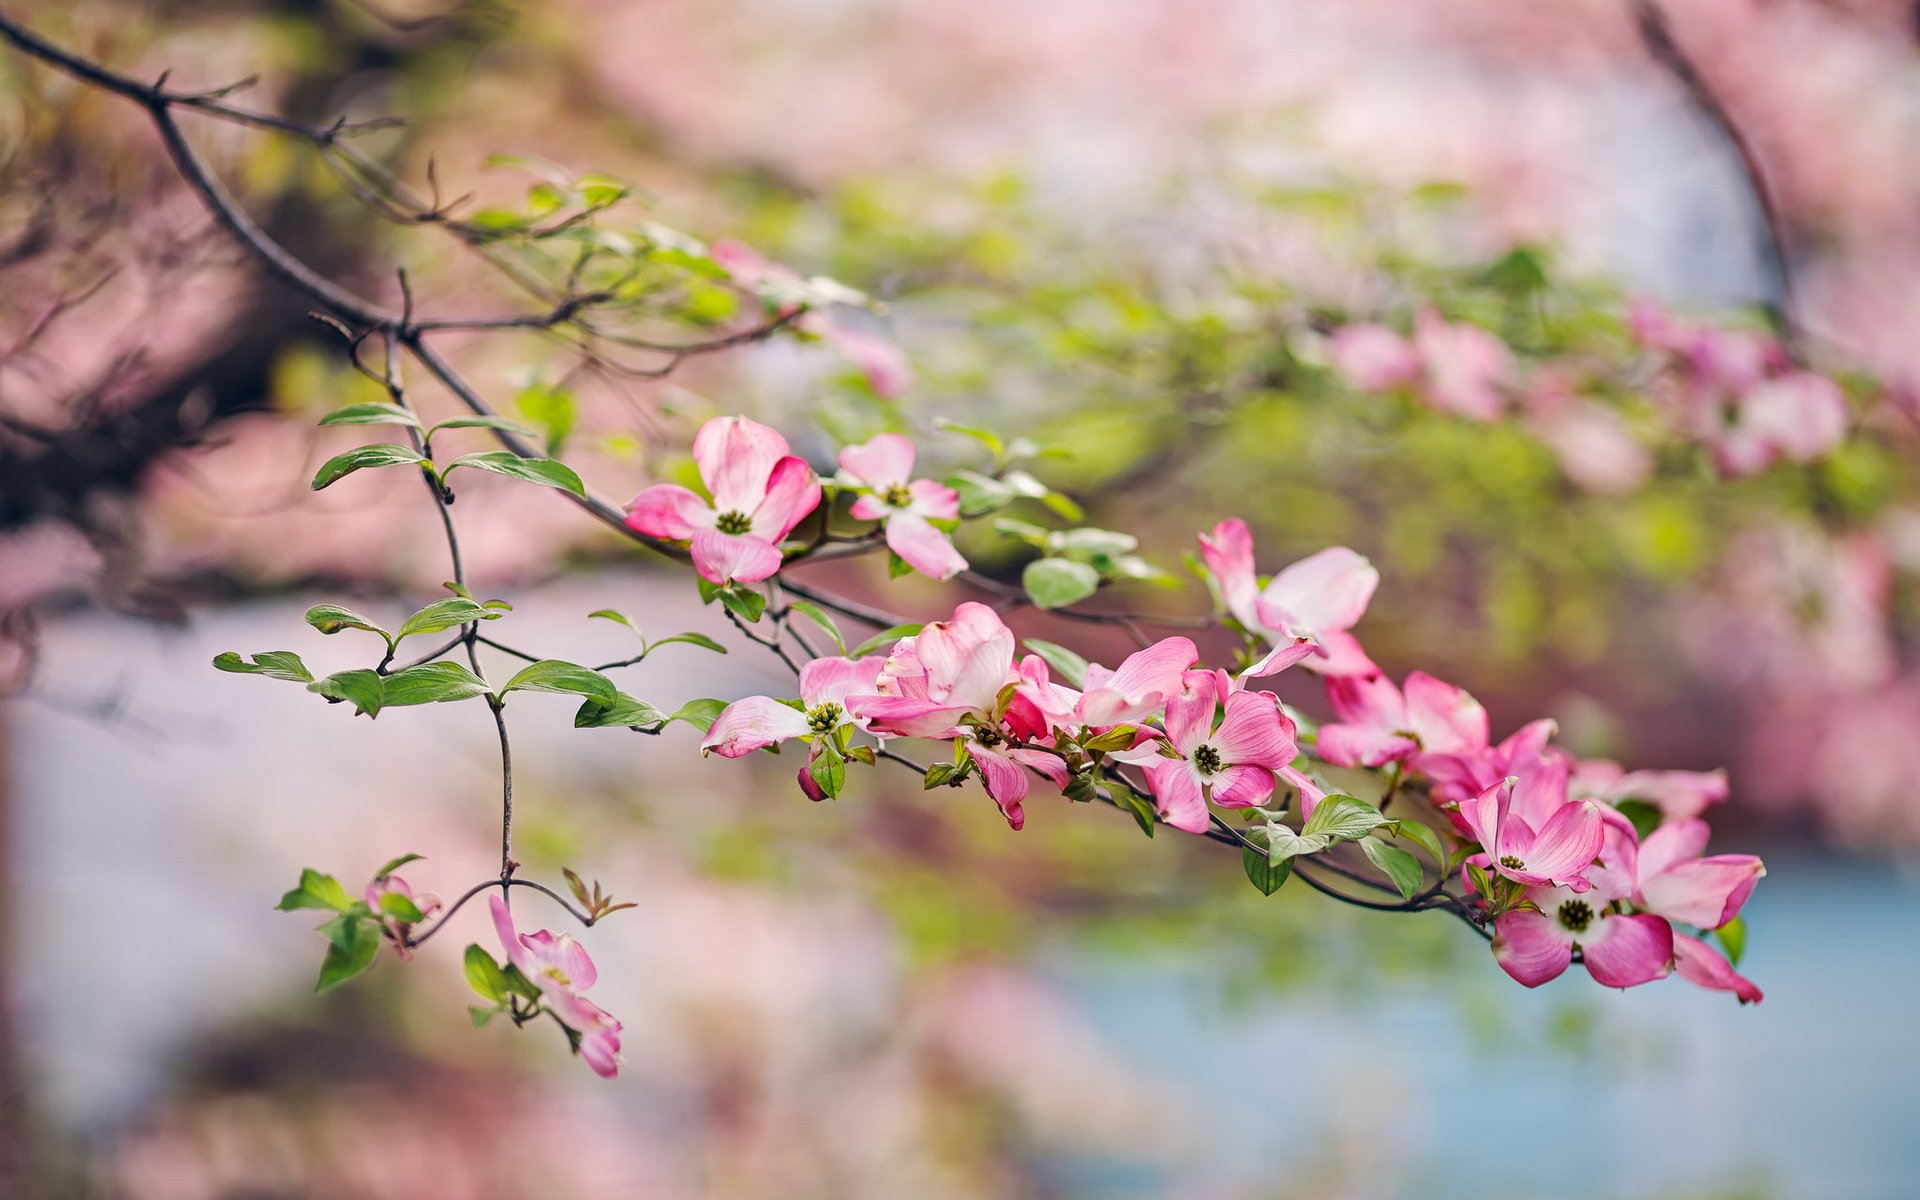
left=1491, top=874, right=1674, bottom=990
left=703, top=656, right=886, bottom=758
left=1459, top=769, right=1605, bottom=892
left=1197, top=519, right=1379, bottom=676
left=1604, top=819, right=1765, bottom=933
left=625, top=416, right=821, bottom=585
left=1315, top=670, right=1487, bottom=769
left=837, top=434, right=966, bottom=579
left=1714, top=370, right=1849, bottom=477
left=365, top=874, right=440, bottom=958
left=489, top=894, right=623, bottom=1078
left=1144, top=670, right=1298, bottom=834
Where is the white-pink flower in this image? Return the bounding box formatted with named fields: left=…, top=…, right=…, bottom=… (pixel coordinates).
left=1144, top=669, right=1297, bottom=834
left=837, top=434, right=966, bottom=579
left=489, top=894, right=623, bottom=1078
left=703, top=655, right=886, bottom=757
left=1197, top=519, right=1378, bottom=676
left=625, top=416, right=821, bottom=585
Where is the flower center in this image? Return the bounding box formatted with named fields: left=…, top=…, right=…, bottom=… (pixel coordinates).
left=542, top=965, right=571, bottom=986
left=1498, top=855, right=1525, bottom=871
left=1556, top=899, right=1594, bottom=934
left=806, top=702, right=843, bottom=734
left=883, top=483, right=913, bottom=508
left=715, top=510, right=752, bottom=535
left=1192, top=744, right=1223, bottom=776
left=972, top=726, right=1004, bottom=749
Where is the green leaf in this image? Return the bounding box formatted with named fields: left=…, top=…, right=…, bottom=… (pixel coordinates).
left=1716, top=914, right=1747, bottom=968
left=464, top=944, right=509, bottom=1002
left=574, top=693, right=670, bottom=729
left=1111, top=786, right=1159, bottom=838
left=501, top=660, right=618, bottom=704
left=427, top=415, right=540, bottom=439
left=1613, top=799, right=1663, bottom=842
left=317, top=914, right=363, bottom=952
left=808, top=744, right=847, bottom=799
left=276, top=868, right=354, bottom=913
left=469, top=1006, right=497, bottom=1028
left=377, top=892, right=427, bottom=923
left=1022, top=557, right=1100, bottom=609
left=311, top=443, right=426, bottom=490
left=213, top=651, right=314, bottom=683
left=850, top=624, right=921, bottom=658
left=1394, top=820, right=1448, bottom=866
left=1048, top=527, right=1139, bottom=561
left=304, top=604, right=392, bottom=641
left=318, top=402, right=422, bottom=429
left=947, top=470, right=1014, bottom=516
left=589, top=609, right=642, bottom=638
left=785, top=598, right=844, bottom=653
left=501, top=963, right=543, bottom=1002
left=397, top=597, right=501, bottom=640
left=647, top=632, right=727, bottom=655
left=515, top=383, right=577, bottom=455
left=1360, top=838, right=1426, bottom=900
left=315, top=922, right=381, bottom=992
left=934, top=418, right=1003, bottom=460
left=1242, top=830, right=1294, bottom=896
left=1261, top=823, right=1333, bottom=862
left=669, top=697, right=728, bottom=734
left=441, top=451, right=586, bottom=498
left=1302, top=794, right=1390, bottom=841
left=380, top=662, right=493, bottom=707
left=1021, top=638, right=1089, bottom=688
left=308, top=669, right=386, bottom=717
left=373, top=853, right=425, bottom=879
left=717, top=587, right=768, bottom=624
left=923, top=761, right=961, bottom=789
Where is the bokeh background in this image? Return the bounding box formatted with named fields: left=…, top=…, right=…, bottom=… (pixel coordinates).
left=4, top=1, right=1920, bottom=1197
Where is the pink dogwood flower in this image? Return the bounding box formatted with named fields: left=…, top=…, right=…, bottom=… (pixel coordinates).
left=703, top=656, right=887, bottom=798
left=1714, top=370, right=1849, bottom=477
left=365, top=874, right=440, bottom=958
left=1570, top=761, right=1729, bottom=821
left=837, top=434, right=966, bottom=579
left=1413, top=309, right=1512, bottom=422
left=1073, top=637, right=1199, bottom=727
left=1144, top=670, right=1298, bottom=834
left=1315, top=670, right=1488, bottom=770
left=625, top=416, right=821, bottom=585
left=1491, top=874, right=1674, bottom=990
left=1459, top=769, right=1605, bottom=892
left=489, top=894, right=623, bottom=1078
left=1605, top=819, right=1765, bottom=933
left=1197, top=519, right=1379, bottom=676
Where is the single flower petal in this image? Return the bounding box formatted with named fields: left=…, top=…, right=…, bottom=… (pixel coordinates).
left=702, top=696, right=813, bottom=757
left=1316, top=723, right=1418, bottom=769
left=837, top=433, right=916, bottom=490
left=489, top=894, right=531, bottom=977
left=847, top=695, right=973, bottom=739
left=1673, top=932, right=1763, bottom=1004
left=1211, top=690, right=1296, bottom=769
left=693, top=416, right=791, bottom=514
left=1145, top=759, right=1209, bottom=834
left=749, top=455, right=822, bottom=542
left=970, top=745, right=1028, bottom=830
left=1298, top=629, right=1379, bottom=678
left=689, top=529, right=784, bottom=585
left=1263, top=546, right=1379, bottom=635
left=1198, top=518, right=1260, bottom=628
left=1278, top=764, right=1328, bottom=820
left=1324, top=671, right=1405, bottom=728
left=1210, top=763, right=1277, bottom=809
left=905, top=478, right=961, bottom=521
left=1578, top=913, right=1674, bottom=989
left=1492, top=908, right=1575, bottom=987
left=1637, top=819, right=1712, bottom=882
left=1641, top=855, right=1766, bottom=929
left=885, top=512, right=968, bottom=580
left=914, top=602, right=1017, bottom=711
left=799, top=656, right=888, bottom=709
left=1403, top=671, right=1489, bottom=755
left=1516, top=800, right=1605, bottom=886
left=1009, top=747, right=1072, bottom=788
left=624, top=485, right=712, bottom=541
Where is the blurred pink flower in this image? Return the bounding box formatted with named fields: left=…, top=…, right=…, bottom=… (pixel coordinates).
left=837, top=433, right=965, bottom=579
left=490, top=894, right=623, bottom=1078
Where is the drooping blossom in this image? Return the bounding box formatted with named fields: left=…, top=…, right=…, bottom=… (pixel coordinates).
left=1144, top=669, right=1297, bottom=834
left=1315, top=670, right=1487, bottom=769
left=489, top=894, right=623, bottom=1078
left=1458, top=768, right=1605, bottom=892
left=836, top=434, right=966, bottom=579
left=1491, top=873, right=1674, bottom=990
left=1197, top=519, right=1378, bottom=676
left=1072, top=637, right=1198, bottom=727
left=1673, top=934, right=1764, bottom=1004
left=703, top=655, right=887, bottom=797
left=625, top=416, right=821, bottom=584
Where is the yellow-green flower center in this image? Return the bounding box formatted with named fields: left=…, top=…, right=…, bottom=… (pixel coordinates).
left=715, top=510, right=752, bottom=535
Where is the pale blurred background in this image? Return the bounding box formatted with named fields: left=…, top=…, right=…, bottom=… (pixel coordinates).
left=3, top=2, right=1919, bottom=1197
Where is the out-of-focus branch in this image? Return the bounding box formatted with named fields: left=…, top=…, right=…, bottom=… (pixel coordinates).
left=1632, top=0, right=1800, bottom=353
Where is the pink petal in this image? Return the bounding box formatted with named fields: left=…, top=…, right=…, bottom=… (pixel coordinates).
left=1145, top=760, right=1209, bottom=834
left=885, top=512, right=968, bottom=580
left=1324, top=671, right=1405, bottom=728
left=837, top=433, right=916, bottom=490
left=1507, top=756, right=1572, bottom=831
left=848, top=695, right=972, bottom=739
left=1739, top=371, right=1848, bottom=463
left=1241, top=637, right=1317, bottom=680
left=579, top=1024, right=623, bottom=1078
left=1459, top=778, right=1514, bottom=859
left=798, top=655, right=888, bottom=708
left=749, top=456, right=822, bottom=542
left=1104, top=637, right=1199, bottom=704
left=1610, top=769, right=1728, bottom=819
left=1641, top=855, right=1765, bottom=929
left=1278, top=764, right=1327, bottom=820
left=623, top=485, right=712, bottom=541
left=1211, top=690, right=1296, bottom=769
left=689, top=530, right=783, bottom=585
left=1516, top=800, right=1604, bottom=886
left=1009, top=747, right=1072, bottom=788
left=1198, top=518, right=1259, bottom=627
left=1298, top=629, right=1379, bottom=678
left=693, top=416, right=791, bottom=514
left=1673, top=933, right=1763, bottom=1004
left=488, top=894, right=530, bottom=976
left=905, top=478, right=960, bottom=521
left=1159, top=687, right=1218, bottom=757
left=1329, top=323, right=1421, bottom=393
left=1637, top=819, right=1712, bottom=882
left=1263, top=546, right=1378, bottom=635
left=848, top=494, right=891, bottom=521
left=796, top=762, right=827, bottom=801
left=1402, top=671, right=1488, bottom=755
left=1315, top=723, right=1418, bottom=769
left=1209, top=763, right=1277, bottom=809
left=702, top=696, right=812, bottom=757
left=1492, top=909, right=1575, bottom=987
left=970, top=745, right=1028, bottom=830
left=1579, top=913, right=1674, bottom=988
left=915, top=602, right=1017, bottom=711
left=1414, top=310, right=1511, bottom=421
left=557, top=935, right=597, bottom=990
left=820, top=320, right=914, bottom=397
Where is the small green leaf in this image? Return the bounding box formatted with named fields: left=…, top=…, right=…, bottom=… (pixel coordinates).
left=1716, top=914, right=1747, bottom=967
left=318, top=402, right=422, bottom=429
left=669, top=697, right=728, bottom=733
left=934, top=418, right=1003, bottom=460
left=304, top=604, right=392, bottom=641
left=501, top=963, right=543, bottom=1002
left=464, top=944, right=509, bottom=1003
left=276, top=868, right=354, bottom=913
left=947, top=470, right=1015, bottom=516
left=574, top=693, right=670, bottom=729
left=589, top=609, right=642, bottom=637
left=1021, top=638, right=1089, bottom=688
left=647, top=632, right=727, bottom=655
left=808, top=743, right=847, bottom=799
left=1303, top=795, right=1389, bottom=841
left=397, top=597, right=500, bottom=640
left=380, top=662, right=493, bottom=707
left=1022, top=557, right=1100, bottom=609
left=373, top=853, right=425, bottom=879
left=214, top=651, right=314, bottom=683
left=1111, top=787, right=1159, bottom=838
left=308, top=669, right=386, bottom=717
left=315, top=922, right=381, bottom=992
left=923, top=761, right=961, bottom=788
left=1359, top=838, right=1425, bottom=900
left=311, top=443, right=426, bottom=490
left=717, top=587, right=767, bottom=624
left=1242, top=830, right=1294, bottom=896
left=516, top=383, right=577, bottom=455
left=1394, top=820, right=1448, bottom=866
left=785, top=598, right=844, bottom=653
left=427, top=414, right=540, bottom=439
left=377, top=892, right=427, bottom=923
left=850, top=624, right=921, bottom=658
left=441, top=451, right=586, bottom=498
left=501, top=660, right=618, bottom=704
left=469, top=1006, right=498, bottom=1028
